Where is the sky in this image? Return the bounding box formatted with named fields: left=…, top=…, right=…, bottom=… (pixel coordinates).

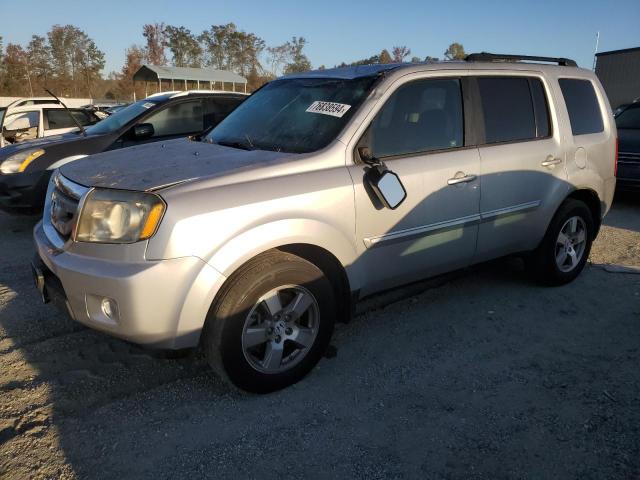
left=1, top=0, right=639, bottom=74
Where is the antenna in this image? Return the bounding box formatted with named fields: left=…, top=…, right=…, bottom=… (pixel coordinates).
left=45, top=88, right=87, bottom=137
left=592, top=31, right=600, bottom=70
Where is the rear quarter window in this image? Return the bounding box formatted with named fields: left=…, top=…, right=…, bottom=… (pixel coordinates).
left=558, top=78, right=604, bottom=135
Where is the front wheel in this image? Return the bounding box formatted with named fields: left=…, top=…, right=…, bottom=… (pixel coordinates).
left=201, top=251, right=336, bottom=393
left=527, top=199, right=594, bottom=286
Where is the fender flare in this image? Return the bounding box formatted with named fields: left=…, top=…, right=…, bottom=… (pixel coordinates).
left=206, top=218, right=361, bottom=288
left=173, top=218, right=362, bottom=346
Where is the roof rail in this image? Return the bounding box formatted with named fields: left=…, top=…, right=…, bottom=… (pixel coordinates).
left=465, top=52, right=577, bottom=67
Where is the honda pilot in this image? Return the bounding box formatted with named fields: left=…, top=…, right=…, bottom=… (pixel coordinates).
left=32, top=53, right=616, bottom=393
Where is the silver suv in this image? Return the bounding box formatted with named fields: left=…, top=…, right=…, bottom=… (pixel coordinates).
left=33, top=53, right=617, bottom=392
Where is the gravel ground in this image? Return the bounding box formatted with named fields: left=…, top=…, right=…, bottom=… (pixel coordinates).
left=1, top=194, right=639, bottom=479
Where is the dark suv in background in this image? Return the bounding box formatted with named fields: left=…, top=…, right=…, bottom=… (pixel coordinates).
left=0, top=91, right=246, bottom=213
left=615, top=103, right=640, bottom=191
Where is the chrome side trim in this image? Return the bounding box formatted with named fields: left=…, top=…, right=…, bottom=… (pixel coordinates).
left=364, top=200, right=541, bottom=248
left=364, top=213, right=481, bottom=248
left=480, top=200, right=541, bottom=221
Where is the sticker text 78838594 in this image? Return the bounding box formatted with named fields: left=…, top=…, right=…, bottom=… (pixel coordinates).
left=306, top=101, right=351, bottom=118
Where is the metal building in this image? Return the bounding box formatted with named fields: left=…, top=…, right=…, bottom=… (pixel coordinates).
left=595, top=47, right=640, bottom=109
left=133, top=65, right=248, bottom=97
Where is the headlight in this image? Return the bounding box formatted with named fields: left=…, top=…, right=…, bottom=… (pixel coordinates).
left=0, top=149, right=45, bottom=174
left=75, top=189, right=165, bottom=243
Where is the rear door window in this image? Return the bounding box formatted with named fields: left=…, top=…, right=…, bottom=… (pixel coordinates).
left=45, top=109, right=93, bottom=130
left=368, top=78, right=464, bottom=158
left=144, top=100, right=204, bottom=137
left=204, top=97, right=244, bottom=129
left=558, top=78, right=604, bottom=135
left=478, top=77, right=533, bottom=143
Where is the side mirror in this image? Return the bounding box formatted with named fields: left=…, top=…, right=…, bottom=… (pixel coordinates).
left=133, top=123, right=154, bottom=139
left=366, top=167, right=407, bottom=210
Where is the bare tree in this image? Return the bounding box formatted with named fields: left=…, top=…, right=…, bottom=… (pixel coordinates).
left=392, top=46, right=411, bottom=63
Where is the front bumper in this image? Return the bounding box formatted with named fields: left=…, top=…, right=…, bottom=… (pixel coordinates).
left=33, top=220, right=227, bottom=349
left=0, top=169, right=52, bottom=213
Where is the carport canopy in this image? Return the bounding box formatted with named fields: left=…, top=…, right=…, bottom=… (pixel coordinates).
left=133, top=65, right=248, bottom=93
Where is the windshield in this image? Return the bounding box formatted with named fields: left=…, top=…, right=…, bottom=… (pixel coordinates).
left=85, top=99, right=160, bottom=135
left=616, top=106, right=640, bottom=129
left=206, top=76, right=378, bottom=153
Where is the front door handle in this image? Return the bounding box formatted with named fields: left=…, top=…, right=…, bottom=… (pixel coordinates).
left=541, top=156, right=562, bottom=167
left=447, top=173, right=477, bottom=185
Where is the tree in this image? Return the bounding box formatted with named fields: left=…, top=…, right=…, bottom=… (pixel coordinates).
left=424, top=55, right=440, bottom=62
left=392, top=46, right=411, bottom=63
left=27, top=35, right=52, bottom=90
left=379, top=49, right=392, bottom=64
left=228, top=29, right=265, bottom=77
left=283, top=37, right=311, bottom=74
left=444, top=42, right=466, bottom=60
left=0, top=36, right=4, bottom=88
left=200, top=23, right=266, bottom=79
left=47, top=25, right=105, bottom=96
left=115, top=45, right=145, bottom=101
left=1, top=43, right=29, bottom=96
left=266, top=43, right=290, bottom=76
left=164, top=25, right=202, bottom=67
left=142, top=23, right=167, bottom=65
left=410, top=56, right=422, bottom=63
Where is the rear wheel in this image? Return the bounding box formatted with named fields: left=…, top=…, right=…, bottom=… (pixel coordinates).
left=202, top=251, right=336, bottom=393
left=527, top=199, right=594, bottom=285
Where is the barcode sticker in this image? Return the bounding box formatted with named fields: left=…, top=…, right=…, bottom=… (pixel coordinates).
left=306, top=101, right=351, bottom=118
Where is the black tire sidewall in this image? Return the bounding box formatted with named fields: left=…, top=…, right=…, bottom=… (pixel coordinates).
left=212, top=255, right=335, bottom=393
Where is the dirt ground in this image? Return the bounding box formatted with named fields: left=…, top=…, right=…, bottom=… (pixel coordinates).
left=1, top=194, right=639, bottom=479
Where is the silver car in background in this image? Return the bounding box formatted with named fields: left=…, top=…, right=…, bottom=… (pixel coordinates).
left=33, top=53, right=617, bottom=392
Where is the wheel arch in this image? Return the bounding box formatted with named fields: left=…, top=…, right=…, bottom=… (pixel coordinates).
left=565, top=188, right=602, bottom=235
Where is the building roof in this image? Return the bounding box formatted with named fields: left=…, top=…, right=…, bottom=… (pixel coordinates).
left=595, top=46, right=640, bottom=57
left=133, top=65, right=247, bottom=84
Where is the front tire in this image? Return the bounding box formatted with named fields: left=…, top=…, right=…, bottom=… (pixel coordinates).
left=202, top=251, right=336, bottom=393
left=527, top=199, right=594, bottom=286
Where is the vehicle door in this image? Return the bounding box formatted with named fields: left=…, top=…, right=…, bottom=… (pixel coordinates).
left=43, top=109, right=96, bottom=136
left=119, top=99, right=205, bottom=148
left=472, top=74, right=567, bottom=261
left=348, top=75, right=481, bottom=296
left=1, top=110, right=40, bottom=144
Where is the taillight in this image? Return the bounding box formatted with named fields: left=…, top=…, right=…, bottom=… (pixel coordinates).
left=614, top=137, right=619, bottom=177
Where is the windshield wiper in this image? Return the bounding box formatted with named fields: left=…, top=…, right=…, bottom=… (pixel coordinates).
left=214, top=140, right=254, bottom=151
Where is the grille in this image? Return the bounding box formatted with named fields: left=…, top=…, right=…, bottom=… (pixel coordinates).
left=49, top=173, right=86, bottom=240
left=618, top=151, right=640, bottom=164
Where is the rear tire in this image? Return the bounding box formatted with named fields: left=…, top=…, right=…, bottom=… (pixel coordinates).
left=527, top=199, right=594, bottom=286
left=201, top=250, right=336, bottom=393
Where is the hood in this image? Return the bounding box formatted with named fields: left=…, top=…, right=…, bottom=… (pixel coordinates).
left=0, top=132, right=95, bottom=158
left=60, top=138, right=298, bottom=191
left=618, top=128, right=640, bottom=153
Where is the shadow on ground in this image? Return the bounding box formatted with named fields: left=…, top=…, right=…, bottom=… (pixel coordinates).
left=1, top=199, right=639, bottom=479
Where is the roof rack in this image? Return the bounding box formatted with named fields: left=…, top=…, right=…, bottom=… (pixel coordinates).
left=465, top=52, right=577, bottom=67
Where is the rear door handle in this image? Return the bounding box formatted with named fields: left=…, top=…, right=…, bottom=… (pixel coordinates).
left=541, top=156, right=562, bottom=167
left=447, top=173, right=477, bottom=185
